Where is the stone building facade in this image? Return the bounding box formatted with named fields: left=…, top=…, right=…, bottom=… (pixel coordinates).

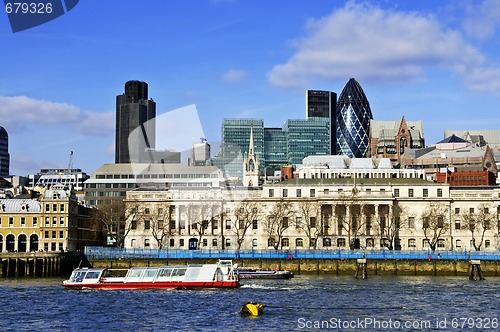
left=124, top=179, right=500, bottom=252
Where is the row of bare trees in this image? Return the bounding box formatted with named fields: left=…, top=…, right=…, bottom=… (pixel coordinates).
left=91, top=198, right=497, bottom=251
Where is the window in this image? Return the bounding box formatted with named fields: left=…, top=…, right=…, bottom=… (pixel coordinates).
left=32, top=217, right=37, bottom=226
left=131, top=221, right=137, bottom=230
left=485, top=240, right=491, bottom=248
left=202, top=239, right=208, bottom=247
left=296, top=189, right=301, bottom=197
left=296, top=238, right=304, bottom=247
left=455, top=208, right=460, bottom=214
left=423, top=188, right=428, bottom=198
left=9, top=217, right=13, bottom=226
left=45, top=204, right=50, bottom=212
left=212, top=239, right=218, bottom=247
left=238, top=220, right=245, bottom=229
left=437, top=188, right=443, bottom=197
left=59, top=231, right=64, bottom=238
left=144, top=239, right=150, bottom=248
left=144, top=220, right=150, bottom=230
left=423, top=217, right=429, bottom=229
left=225, top=220, right=231, bottom=230
left=52, top=231, right=56, bottom=238
left=145, top=208, right=150, bottom=215
left=337, top=238, right=346, bottom=247
left=168, top=220, right=175, bottom=230
left=408, top=238, right=416, bottom=248
left=282, top=238, right=289, bottom=247
left=21, top=217, right=25, bottom=226
left=366, top=238, right=374, bottom=248
left=179, top=239, right=184, bottom=247
left=324, top=188, right=329, bottom=195
left=394, top=189, right=399, bottom=197
left=60, top=204, right=65, bottom=212
left=44, top=231, right=49, bottom=239
left=437, top=216, right=444, bottom=228
left=60, top=217, right=64, bottom=225
left=225, top=238, right=231, bottom=247
left=469, top=208, right=474, bottom=213
left=455, top=239, right=461, bottom=248
left=252, top=220, right=258, bottom=230
left=282, top=217, right=289, bottom=228
left=408, top=217, right=415, bottom=229
left=269, top=189, right=274, bottom=198
left=268, top=238, right=275, bottom=247
left=437, top=239, right=445, bottom=248
left=282, top=189, right=288, bottom=198
left=52, top=217, right=57, bottom=225
left=295, top=217, right=302, bottom=228
left=53, top=204, right=57, bottom=212
left=323, top=238, right=332, bottom=247
left=380, top=238, right=390, bottom=248
left=310, top=189, right=315, bottom=197
left=408, top=188, right=414, bottom=198
left=484, top=207, right=489, bottom=214
left=310, top=217, right=316, bottom=228
left=455, top=220, right=461, bottom=230
left=170, top=239, right=175, bottom=247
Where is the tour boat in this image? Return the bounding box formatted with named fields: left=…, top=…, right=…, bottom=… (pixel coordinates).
left=237, top=267, right=294, bottom=279
left=63, top=260, right=239, bottom=289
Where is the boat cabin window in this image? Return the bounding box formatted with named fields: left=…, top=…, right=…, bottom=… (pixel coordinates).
left=171, top=268, right=187, bottom=277
left=158, top=267, right=173, bottom=278
left=184, top=267, right=202, bottom=281
left=143, top=269, right=158, bottom=279
left=84, top=271, right=100, bottom=280
left=71, top=271, right=86, bottom=283
left=127, top=269, right=144, bottom=279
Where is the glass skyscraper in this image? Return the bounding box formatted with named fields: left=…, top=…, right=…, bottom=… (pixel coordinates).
left=336, top=78, right=373, bottom=158
left=115, top=80, right=156, bottom=163
left=306, top=90, right=337, bottom=154
left=283, top=118, right=330, bottom=165
left=264, top=128, right=287, bottom=174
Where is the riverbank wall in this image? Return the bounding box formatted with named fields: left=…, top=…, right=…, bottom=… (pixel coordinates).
left=88, top=258, right=500, bottom=277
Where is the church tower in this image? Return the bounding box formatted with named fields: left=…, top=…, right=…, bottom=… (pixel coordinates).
left=243, top=128, right=260, bottom=187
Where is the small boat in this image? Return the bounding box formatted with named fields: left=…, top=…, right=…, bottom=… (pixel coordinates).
left=63, top=260, right=239, bottom=289
left=237, top=267, right=294, bottom=279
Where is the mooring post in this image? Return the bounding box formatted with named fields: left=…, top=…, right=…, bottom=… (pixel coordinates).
left=355, top=258, right=367, bottom=279
left=469, top=260, right=485, bottom=281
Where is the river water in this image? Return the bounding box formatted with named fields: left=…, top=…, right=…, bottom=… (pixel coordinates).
left=1, top=275, right=499, bottom=331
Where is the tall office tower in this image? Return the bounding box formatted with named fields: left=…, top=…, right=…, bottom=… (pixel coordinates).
left=336, top=78, right=373, bottom=158
left=264, top=128, right=287, bottom=174
left=0, top=126, right=9, bottom=177
left=283, top=118, right=330, bottom=165
left=306, top=90, right=337, bottom=154
left=115, top=80, right=156, bottom=163
left=214, top=119, right=264, bottom=179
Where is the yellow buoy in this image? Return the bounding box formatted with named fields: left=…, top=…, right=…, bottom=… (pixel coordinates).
left=240, top=302, right=266, bottom=316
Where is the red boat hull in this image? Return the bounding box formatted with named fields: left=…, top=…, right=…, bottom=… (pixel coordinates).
left=63, top=280, right=240, bottom=290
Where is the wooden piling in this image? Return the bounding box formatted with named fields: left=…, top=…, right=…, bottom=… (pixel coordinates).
left=355, top=258, right=368, bottom=279
left=469, top=260, right=485, bottom=280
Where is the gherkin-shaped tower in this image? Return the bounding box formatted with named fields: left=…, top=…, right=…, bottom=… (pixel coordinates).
left=336, top=78, right=373, bottom=158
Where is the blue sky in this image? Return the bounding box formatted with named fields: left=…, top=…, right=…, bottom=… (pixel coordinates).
left=2, top=0, right=500, bottom=176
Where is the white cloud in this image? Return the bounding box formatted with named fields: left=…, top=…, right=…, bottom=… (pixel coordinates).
left=222, top=69, right=247, bottom=83
left=267, top=1, right=500, bottom=94
left=463, top=0, right=500, bottom=40
left=0, top=95, right=114, bottom=135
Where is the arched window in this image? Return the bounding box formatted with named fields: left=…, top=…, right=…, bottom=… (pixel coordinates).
left=337, top=238, right=346, bottom=247
left=282, top=238, right=289, bottom=247
left=268, top=238, right=275, bottom=247
left=6, top=234, right=15, bottom=252
left=18, top=234, right=27, bottom=252
left=408, top=238, right=416, bottom=248
left=323, top=238, right=332, bottom=247
left=296, top=238, right=303, bottom=247
left=366, top=238, right=374, bottom=247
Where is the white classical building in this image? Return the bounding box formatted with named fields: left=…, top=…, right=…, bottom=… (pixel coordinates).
left=124, top=178, right=500, bottom=252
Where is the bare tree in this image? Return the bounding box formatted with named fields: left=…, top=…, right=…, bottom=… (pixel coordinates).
left=296, top=199, right=321, bottom=248
left=421, top=203, right=450, bottom=251
left=336, top=189, right=366, bottom=249
left=374, top=203, right=409, bottom=250
left=265, top=199, right=294, bottom=249
left=140, top=203, right=175, bottom=249
left=231, top=200, right=263, bottom=251
left=461, top=204, right=496, bottom=251
left=93, top=199, right=140, bottom=248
